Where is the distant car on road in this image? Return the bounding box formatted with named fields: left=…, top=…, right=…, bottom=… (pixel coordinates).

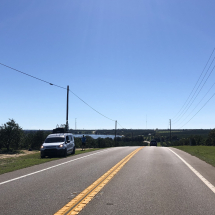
left=40, top=133, right=75, bottom=158
left=150, top=140, right=157, bottom=146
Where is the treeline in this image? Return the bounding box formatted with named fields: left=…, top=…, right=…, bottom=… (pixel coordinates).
left=74, top=136, right=148, bottom=148
left=73, top=129, right=155, bottom=137
left=0, top=119, right=147, bottom=152
left=1, top=119, right=215, bottom=152
left=156, top=129, right=210, bottom=140
left=158, top=131, right=215, bottom=147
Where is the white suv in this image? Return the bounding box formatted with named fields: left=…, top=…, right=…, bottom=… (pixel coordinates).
left=40, top=133, right=75, bottom=158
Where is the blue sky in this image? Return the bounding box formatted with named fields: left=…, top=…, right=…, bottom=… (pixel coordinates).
left=1, top=0, right=215, bottom=130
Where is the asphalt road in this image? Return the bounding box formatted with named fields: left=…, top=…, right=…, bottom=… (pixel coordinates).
left=1, top=146, right=215, bottom=215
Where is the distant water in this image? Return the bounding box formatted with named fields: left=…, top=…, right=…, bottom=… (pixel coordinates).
left=73, top=134, right=122, bottom=140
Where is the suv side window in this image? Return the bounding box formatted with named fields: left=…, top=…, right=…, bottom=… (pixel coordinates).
left=68, top=135, right=72, bottom=141
left=66, top=136, right=69, bottom=142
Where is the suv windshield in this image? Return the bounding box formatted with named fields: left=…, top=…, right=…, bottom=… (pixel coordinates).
left=45, top=137, right=65, bottom=143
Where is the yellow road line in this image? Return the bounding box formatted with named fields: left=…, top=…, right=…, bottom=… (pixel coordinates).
left=54, top=147, right=144, bottom=215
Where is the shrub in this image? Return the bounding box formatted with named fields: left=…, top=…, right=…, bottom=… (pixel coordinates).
left=31, top=130, right=46, bottom=150
left=205, top=129, right=215, bottom=146
left=0, top=119, right=23, bottom=151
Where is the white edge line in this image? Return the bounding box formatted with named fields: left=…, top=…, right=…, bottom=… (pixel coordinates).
left=169, top=148, right=215, bottom=194
left=0, top=148, right=113, bottom=186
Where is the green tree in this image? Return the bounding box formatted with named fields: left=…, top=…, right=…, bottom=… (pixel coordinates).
left=0, top=119, right=23, bottom=151
left=86, top=136, right=95, bottom=148
left=194, top=135, right=204, bottom=145
left=22, top=132, right=35, bottom=149
left=205, top=129, right=215, bottom=146
left=74, top=137, right=82, bottom=148
left=31, top=130, right=46, bottom=149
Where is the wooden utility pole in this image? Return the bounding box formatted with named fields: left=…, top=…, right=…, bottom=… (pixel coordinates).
left=132, top=132, right=133, bottom=145
left=115, top=120, right=117, bottom=147
left=170, top=119, right=171, bottom=145
left=66, top=85, right=69, bottom=132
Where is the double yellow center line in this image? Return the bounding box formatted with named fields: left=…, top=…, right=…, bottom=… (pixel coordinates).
left=55, top=147, right=144, bottom=215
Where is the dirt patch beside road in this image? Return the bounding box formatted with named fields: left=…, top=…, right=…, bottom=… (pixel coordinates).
left=0, top=148, right=93, bottom=159
left=0, top=150, right=39, bottom=159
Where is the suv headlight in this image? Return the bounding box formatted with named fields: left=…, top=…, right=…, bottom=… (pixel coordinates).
left=59, top=144, right=64, bottom=148
left=41, top=145, right=44, bottom=149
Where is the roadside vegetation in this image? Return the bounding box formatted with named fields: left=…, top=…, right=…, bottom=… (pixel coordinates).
left=172, top=146, right=215, bottom=167
left=1, top=119, right=215, bottom=173
left=0, top=148, right=100, bottom=175
left=0, top=119, right=147, bottom=174
left=0, top=119, right=148, bottom=153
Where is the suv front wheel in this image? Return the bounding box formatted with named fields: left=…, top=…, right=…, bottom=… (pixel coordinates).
left=63, top=149, right=67, bottom=157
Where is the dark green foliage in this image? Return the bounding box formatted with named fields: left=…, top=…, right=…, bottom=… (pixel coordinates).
left=30, top=130, right=46, bottom=149
left=75, top=136, right=146, bottom=148
left=205, top=129, right=215, bottom=146
left=86, top=136, right=98, bottom=148
left=21, top=130, right=51, bottom=150
left=0, top=119, right=23, bottom=151
left=74, top=137, right=82, bottom=148
left=97, top=138, right=107, bottom=148
left=157, top=129, right=210, bottom=139
left=194, top=135, right=204, bottom=145
left=104, top=137, right=115, bottom=147
left=2, top=121, right=214, bottom=150
left=72, top=129, right=155, bottom=137
left=21, top=132, right=34, bottom=149
left=161, top=134, right=206, bottom=147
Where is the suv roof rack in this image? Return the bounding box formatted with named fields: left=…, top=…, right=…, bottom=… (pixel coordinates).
left=52, top=128, right=65, bottom=134
left=52, top=128, right=72, bottom=134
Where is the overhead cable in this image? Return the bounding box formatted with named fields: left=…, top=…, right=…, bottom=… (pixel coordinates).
left=69, top=90, right=115, bottom=121
left=0, top=63, right=66, bottom=90
left=179, top=93, right=215, bottom=128
left=117, top=122, right=124, bottom=129
left=172, top=48, right=215, bottom=120
left=176, top=82, right=215, bottom=127
left=174, top=54, right=215, bottom=122
left=0, top=62, right=116, bottom=122
left=174, top=63, right=215, bottom=124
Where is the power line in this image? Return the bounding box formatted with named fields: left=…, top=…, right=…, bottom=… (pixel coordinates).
left=175, top=57, right=215, bottom=122
left=179, top=92, right=215, bottom=128
left=117, top=122, right=124, bottom=129
left=172, top=48, right=215, bottom=120
left=0, top=62, right=116, bottom=122
left=0, top=62, right=66, bottom=90
left=176, top=82, right=215, bottom=127
left=174, top=63, right=215, bottom=124
left=174, top=53, right=215, bottom=122
left=69, top=90, right=115, bottom=122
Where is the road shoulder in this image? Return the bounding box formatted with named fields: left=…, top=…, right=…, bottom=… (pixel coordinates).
left=170, top=147, right=215, bottom=188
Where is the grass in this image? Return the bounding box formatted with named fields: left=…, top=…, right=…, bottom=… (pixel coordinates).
left=158, top=130, right=183, bottom=134
left=157, top=142, right=161, bottom=147
left=0, top=148, right=100, bottom=175
left=173, top=146, right=215, bottom=167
